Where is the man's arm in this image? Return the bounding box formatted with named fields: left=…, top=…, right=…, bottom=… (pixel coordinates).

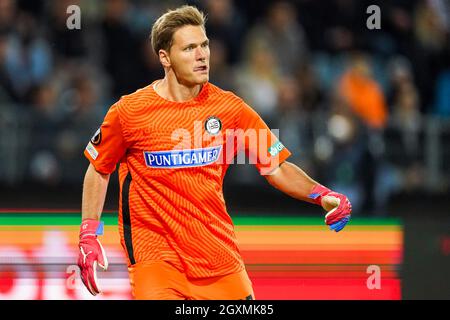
left=78, top=103, right=126, bottom=295
left=82, top=163, right=110, bottom=220
left=265, top=161, right=352, bottom=232
left=78, top=163, right=110, bottom=296
left=265, top=161, right=319, bottom=205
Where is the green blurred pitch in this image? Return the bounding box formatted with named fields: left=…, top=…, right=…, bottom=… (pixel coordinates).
left=0, top=211, right=401, bottom=226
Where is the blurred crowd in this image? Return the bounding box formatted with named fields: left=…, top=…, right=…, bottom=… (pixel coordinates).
left=0, top=0, right=449, bottom=215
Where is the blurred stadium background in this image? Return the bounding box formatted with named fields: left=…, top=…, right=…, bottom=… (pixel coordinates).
left=0, top=0, right=449, bottom=299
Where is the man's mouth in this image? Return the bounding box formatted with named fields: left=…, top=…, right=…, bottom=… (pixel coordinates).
left=194, top=66, right=208, bottom=72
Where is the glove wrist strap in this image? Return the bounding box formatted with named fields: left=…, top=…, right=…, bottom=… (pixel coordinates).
left=307, top=184, right=331, bottom=206
left=80, top=219, right=104, bottom=239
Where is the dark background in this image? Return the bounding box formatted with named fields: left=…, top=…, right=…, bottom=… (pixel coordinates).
left=1, top=0, right=449, bottom=218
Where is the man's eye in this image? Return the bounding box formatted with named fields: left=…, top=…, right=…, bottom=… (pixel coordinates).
left=185, top=46, right=194, bottom=51
left=201, top=43, right=209, bottom=48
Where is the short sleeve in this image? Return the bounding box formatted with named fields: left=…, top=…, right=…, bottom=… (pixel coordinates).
left=84, top=103, right=128, bottom=174
left=237, top=102, right=291, bottom=175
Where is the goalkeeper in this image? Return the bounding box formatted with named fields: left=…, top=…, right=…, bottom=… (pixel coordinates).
left=77, top=5, right=352, bottom=299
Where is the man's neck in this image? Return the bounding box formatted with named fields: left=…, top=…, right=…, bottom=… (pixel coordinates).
left=155, top=75, right=203, bottom=102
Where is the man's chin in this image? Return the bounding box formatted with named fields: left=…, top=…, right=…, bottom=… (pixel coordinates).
left=182, top=75, right=209, bottom=87
left=196, top=75, right=209, bottom=85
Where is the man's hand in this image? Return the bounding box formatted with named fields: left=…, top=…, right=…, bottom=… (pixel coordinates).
left=78, top=219, right=108, bottom=295
left=308, top=185, right=352, bottom=232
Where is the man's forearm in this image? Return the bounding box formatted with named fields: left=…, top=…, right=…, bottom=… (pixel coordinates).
left=265, top=161, right=319, bottom=204
left=82, top=164, right=110, bottom=220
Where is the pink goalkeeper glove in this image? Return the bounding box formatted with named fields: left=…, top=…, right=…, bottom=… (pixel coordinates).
left=77, top=219, right=108, bottom=295
left=308, top=184, right=352, bottom=232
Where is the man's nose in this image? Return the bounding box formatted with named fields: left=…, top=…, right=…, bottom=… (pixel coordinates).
left=196, top=47, right=207, bottom=61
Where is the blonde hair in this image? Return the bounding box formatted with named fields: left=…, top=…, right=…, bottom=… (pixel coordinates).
left=151, top=5, right=206, bottom=55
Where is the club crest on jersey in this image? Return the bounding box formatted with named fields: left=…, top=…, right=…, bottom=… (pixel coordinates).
left=90, top=128, right=102, bottom=145
left=204, top=116, right=222, bottom=135
left=144, top=146, right=222, bottom=168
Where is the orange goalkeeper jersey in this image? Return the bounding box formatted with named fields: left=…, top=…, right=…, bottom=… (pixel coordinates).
left=84, top=81, right=291, bottom=278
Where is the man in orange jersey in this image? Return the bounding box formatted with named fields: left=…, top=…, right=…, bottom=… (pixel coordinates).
left=77, top=5, right=352, bottom=299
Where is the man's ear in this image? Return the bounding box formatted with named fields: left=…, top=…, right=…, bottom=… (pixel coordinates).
left=159, top=49, right=171, bottom=68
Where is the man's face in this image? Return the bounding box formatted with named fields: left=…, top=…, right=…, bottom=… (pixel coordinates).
left=164, top=25, right=210, bottom=86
